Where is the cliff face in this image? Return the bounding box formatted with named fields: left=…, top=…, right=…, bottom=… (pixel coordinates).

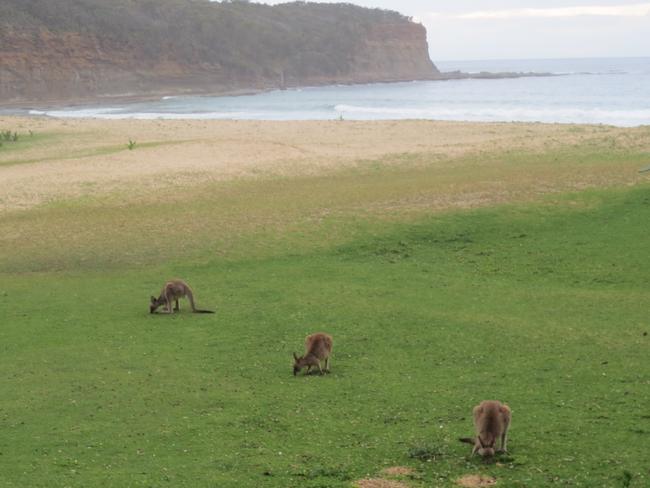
left=0, top=0, right=438, bottom=104
left=354, top=23, right=436, bottom=81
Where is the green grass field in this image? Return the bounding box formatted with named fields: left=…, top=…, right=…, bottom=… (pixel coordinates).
left=0, top=127, right=649, bottom=488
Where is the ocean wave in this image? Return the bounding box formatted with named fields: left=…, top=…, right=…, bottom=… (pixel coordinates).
left=29, top=107, right=124, bottom=117
left=31, top=109, right=262, bottom=120
left=334, top=104, right=650, bottom=126
left=551, top=70, right=629, bottom=75
left=30, top=104, right=650, bottom=126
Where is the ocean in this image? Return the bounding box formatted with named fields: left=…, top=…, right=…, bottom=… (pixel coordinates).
left=22, top=57, right=650, bottom=127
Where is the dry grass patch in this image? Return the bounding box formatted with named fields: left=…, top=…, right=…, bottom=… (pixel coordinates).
left=381, top=466, right=415, bottom=477
left=356, top=478, right=410, bottom=488
left=456, top=474, right=497, bottom=487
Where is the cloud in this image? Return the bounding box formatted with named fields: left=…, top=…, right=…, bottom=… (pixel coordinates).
left=428, top=3, right=650, bottom=20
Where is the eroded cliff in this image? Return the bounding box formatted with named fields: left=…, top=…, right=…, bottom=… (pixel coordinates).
left=0, top=0, right=438, bottom=104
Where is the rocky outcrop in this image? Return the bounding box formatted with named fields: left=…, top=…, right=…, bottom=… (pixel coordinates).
left=0, top=0, right=438, bottom=105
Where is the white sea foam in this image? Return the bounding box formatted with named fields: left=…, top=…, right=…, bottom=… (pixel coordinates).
left=334, top=104, right=650, bottom=126
left=32, top=109, right=260, bottom=120
left=30, top=107, right=124, bottom=117
left=30, top=103, right=650, bottom=126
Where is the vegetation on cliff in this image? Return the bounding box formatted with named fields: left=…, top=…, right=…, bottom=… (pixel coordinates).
left=0, top=0, right=437, bottom=102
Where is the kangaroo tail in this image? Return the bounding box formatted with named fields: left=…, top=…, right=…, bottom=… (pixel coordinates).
left=193, top=309, right=215, bottom=314
left=458, top=437, right=475, bottom=445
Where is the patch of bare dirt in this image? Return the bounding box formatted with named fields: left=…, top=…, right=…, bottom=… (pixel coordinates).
left=356, top=478, right=410, bottom=488
left=456, top=474, right=497, bottom=487
left=381, top=466, right=414, bottom=477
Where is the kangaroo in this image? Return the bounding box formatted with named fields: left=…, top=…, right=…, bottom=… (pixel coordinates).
left=149, top=279, right=215, bottom=314
left=293, top=332, right=333, bottom=376
left=459, top=400, right=511, bottom=457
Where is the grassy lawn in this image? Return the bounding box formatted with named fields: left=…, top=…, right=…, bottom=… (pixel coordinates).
left=0, top=130, right=648, bottom=487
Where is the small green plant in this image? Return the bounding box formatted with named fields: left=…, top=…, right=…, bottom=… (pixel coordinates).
left=338, top=113, right=344, bottom=121
left=294, top=465, right=350, bottom=481
left=621, top=470, right=633, bottom=488
left=1, top=130, right=20, bottom=142
left=408, top=443, right=445, bottom=462
left=127, top=139, right=136, bottom=150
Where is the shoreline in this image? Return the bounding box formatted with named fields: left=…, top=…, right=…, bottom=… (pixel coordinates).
left=0, top=71, right=556, bottom=111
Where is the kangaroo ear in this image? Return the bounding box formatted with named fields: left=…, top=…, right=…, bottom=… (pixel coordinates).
left=150, top=296, right=156, bottom=303
left=293, top=352, right=299, bottom=361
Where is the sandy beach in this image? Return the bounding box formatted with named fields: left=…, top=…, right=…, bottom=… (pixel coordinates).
left=1, top=116, right=648, bottom=213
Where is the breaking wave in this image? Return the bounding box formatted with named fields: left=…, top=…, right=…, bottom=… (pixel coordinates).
left=29, top=109, right=261, bottom=120
left=334, top=104, right=650, bottom=126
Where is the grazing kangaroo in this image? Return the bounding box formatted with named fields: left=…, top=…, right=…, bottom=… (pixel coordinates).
left=459, top=400, right=511, bottom=457
left=149, top=279, right=215, bottom=314
left=293, top=332, right=333, bottom=376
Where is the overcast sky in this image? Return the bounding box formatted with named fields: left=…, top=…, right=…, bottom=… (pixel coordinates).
left=256, top=1, right=650, bottom=61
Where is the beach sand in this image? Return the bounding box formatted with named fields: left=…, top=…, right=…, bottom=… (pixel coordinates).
left=1, top=117, right=647, bottom=213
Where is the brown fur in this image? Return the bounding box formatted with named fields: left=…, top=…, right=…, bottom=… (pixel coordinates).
left=149, top=279, right=214, bottom=314
left=293, top=332, right=333, bottom=376
left=459, top=400, right=511, bottom=457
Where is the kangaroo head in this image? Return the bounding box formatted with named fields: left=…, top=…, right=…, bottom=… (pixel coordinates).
left=477, top=435, right=496, bottom=457
left=293, top=352, right=307, bottom=376
left=150, top=295, right=164, bottom=314
left=292, top=352, right=319, bottom=375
